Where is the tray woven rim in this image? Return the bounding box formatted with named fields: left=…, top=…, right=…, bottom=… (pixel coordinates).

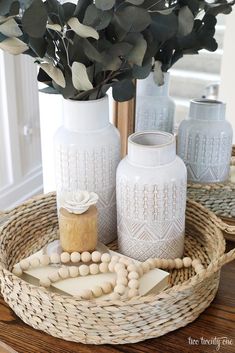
left=0, top=193, right=234, bottom=345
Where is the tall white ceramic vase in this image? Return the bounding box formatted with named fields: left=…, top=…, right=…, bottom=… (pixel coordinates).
left=135, top=72, right=175, bottom=133
left=116, top=131, right=187, bottom=261
left=177, top=99, right=233, bottom=183
left=54, top=96, right=121, bottom=244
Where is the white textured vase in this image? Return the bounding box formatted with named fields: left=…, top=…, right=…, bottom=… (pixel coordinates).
left=116, top=131, right=187, bottom=261
left=177, top=99, right=233, bottom=183
left=135, top=72, right=175, bottom=133
left=54, top=96, right=121, bottom=244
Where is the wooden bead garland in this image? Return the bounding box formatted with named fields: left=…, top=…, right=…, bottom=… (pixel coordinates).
left=13, top=252, right=205, bottom=301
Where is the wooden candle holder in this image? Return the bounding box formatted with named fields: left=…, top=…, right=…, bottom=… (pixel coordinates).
left=59, top=206, right=98, bottom=253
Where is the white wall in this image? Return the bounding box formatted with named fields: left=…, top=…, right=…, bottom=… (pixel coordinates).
left=219, top=13, right=235, bottom=141
left=0, top=53, right=43, bottom=210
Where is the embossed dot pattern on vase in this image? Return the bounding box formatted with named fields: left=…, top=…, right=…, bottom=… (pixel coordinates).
left=135, top=72, right=175, bottom=133
left=177, top=99, right=233, bottom=183
left=54, top=96, right=121, bottom=244
left=116, top=131, right=187, bottom=261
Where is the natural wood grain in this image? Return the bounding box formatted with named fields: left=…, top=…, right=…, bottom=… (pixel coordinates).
left=0, top=242, right=234, bottom=353
left=113, top=99, right=135, bottom=157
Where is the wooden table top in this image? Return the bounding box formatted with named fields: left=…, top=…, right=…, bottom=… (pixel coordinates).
left=0, top=242, right=234, bottom=353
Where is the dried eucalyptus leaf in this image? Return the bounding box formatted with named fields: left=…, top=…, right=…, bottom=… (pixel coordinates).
left=47, top=23, right=62, bottom=32
left=0, top=0, right=14, bottom=16
left=82, top=39, right=103, bottom=62
left=178, top=6, right=194, bottom=36
left=40, top=63, right=66, bottom=88
left=112, top=79, right=135, bottom=102
left=9, top=1, right=20, bottom=16
left=132, top=62, right=152, bottom=79
left=153, top=61, right=164, bottom=85
left=102, top=42, right=133, bottom=70
left=126, top=33, right=147, bottom=66
left=68, top=17, right=99, bottom=40
left=0, top=37, right=28, bottom=55
left=39, top=86, right=60, bottom=94
left=115, top=6, right=151, bottom=32
left=22, top=0, right=48, bottom=38
left=72, top=62, right=93, bottom=91
left=29, top=36, right=47, bottom=57
left=0, top=18, right=22, bottom=37
left=83, top=4, right=112, bottom=30
left=95, top=0, right=115, bottom=11
left=126, top=0, right=145, bottom=4
left=150, top=13, right=178, bottom=42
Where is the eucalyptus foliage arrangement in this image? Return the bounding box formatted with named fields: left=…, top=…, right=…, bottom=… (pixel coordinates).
left=0, top=0, right=233, bottom=101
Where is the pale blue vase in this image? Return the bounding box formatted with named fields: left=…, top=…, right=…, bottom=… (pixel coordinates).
left=177, top=99, right=233, bottom=183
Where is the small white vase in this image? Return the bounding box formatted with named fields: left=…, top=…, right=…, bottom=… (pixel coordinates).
left=135, top=72, right=175, bottom=133
left=116, top=131, right=187, bottom=261
left=54, top=96, right=121, bottom=244
left=177, top=99, right=233, bottom=183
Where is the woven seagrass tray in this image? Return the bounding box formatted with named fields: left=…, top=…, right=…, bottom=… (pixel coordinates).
left=0, top=193, right=234, bottom=345
left=188, top=145, right=235, bottom=242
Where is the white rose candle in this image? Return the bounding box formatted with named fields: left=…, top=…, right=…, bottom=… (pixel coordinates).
left=59, top=191, right=99, bottom=253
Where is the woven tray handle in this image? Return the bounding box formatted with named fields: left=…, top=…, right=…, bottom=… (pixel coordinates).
left=208, top=248, right=235, bottom=275
left=214, top=216, right=235, bottom=235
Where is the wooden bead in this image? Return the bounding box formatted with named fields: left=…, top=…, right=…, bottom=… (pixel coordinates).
left=81, top=251, right=91, bottom=263
left=128, top=271, right=139, bottom=280
left=99, top=262, right=109, bottom=273
left=116, top=269, right=128, bottom=277
left=19, top=259, right=29, bottom=271
left=101, top=253, right=111, bottom=263
left=39, top=277, right=51, bottom=288
left=183, top=257, right=192, bottom=268
left=91, top=251, right=101, bottom=263
left=111, top=255, right=120, bottom=263
left=30, top=258, right=40, bottom=268
left=137, top=265, right=144, bottom=277
left=50, top=253, right=60, bottom=264
left=146, top=258, right=155, bottom=270
left=89, top=263, right=99, bottom=275
left=154, top=259, right=162, bottom=268
left=192, top=259, right=201, bottom=267
left=142, top=262, right=150, bottom=273
left=69, top=266, right=79, bottom=278
left=116, top=277, right=128, bottom=286
left=79, top=264, right=89, bottom=276
left=109, top=292, right=120, bottom=301
left=58, top=267, right=69, bottom=279
left=92, top=286, right=103, bottom=298
left=81, top=289, right=92, bottom=300
left=48, top=272, right=60, bottom=283
left=108, top=262, right=115, bottom=272
left=71, top=252, right=81, bottom=263
left=101, top=282, right=112, bottom=294
left=167, top=259, right=175, bottom=270
left=127, top=264, right=137, bottom=272
left=128, top=289, right=139, bottom=299
left=114, top=263, right=125, bottom=272
left=128, top=279, right=139, bottom=289
left=174, top=258, right=183, bottom=269
left=161, top=259, right=169, bottom=269
left=195, top=264, right=204, bottom=273
left=114, top=284, right=126, bottom=295
left=12, top=265, right=22, bottom=276
left=61, top=252, right=70, bottom=264
left=40, top=255, right=50, bottom=266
